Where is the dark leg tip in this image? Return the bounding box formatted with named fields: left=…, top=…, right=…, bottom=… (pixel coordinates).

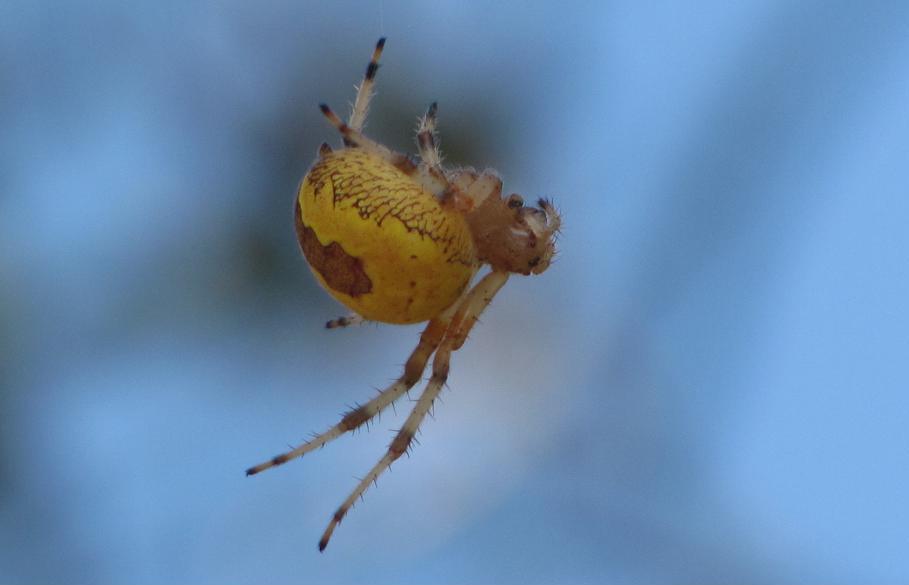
left=376, top=37, right=386, bottom=50
left=326, top=316, right=349, bottom=329
left=318, top=103, right=330, bottom=115
left=318, top=538, right=328, bottom=552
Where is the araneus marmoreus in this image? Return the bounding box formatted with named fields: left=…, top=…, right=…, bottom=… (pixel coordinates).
left=247, top=38, right=561, bottom=551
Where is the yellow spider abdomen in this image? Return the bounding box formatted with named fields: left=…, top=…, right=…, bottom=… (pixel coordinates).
left=297, top=149, right=477, bottom=324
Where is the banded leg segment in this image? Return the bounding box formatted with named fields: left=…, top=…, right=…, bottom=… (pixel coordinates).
left=320, top=103, right=450, bottom=196
left=414, top=101, right=450, bottom=195
left=245, top=314, right=453, bottom=476
left=325, top=313, right=364, bottom=330
left=347, top=37, right=386, bottom=134
left=318, top=349, right=451, bottom=551
left=416, top=102, right=441, bottom=168
left=320, top=104, right=396, bottom=157
left=317, top=271, right=510, bottom=551
left=446, top=270, right=510, bottom=351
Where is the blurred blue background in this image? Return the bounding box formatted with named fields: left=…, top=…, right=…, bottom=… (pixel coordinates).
left=3, top=1, right=908, bottom=583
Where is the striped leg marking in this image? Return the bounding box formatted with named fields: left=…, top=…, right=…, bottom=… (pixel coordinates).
left=316, top=271, right=509, bottom=551
left=416, top=101, right=441, bottom=168
left=348, top=37, right=386, bottom=134
left=245, top=314, right=453, bottom=477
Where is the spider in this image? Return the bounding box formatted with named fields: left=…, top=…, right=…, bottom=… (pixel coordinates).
left=247, top=38, right=561, bottom=551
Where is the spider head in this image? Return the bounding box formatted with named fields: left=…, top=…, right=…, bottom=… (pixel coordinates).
left=450, top=170, right=561, bottom=275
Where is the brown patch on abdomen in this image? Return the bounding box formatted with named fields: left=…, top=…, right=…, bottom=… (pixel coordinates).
left=295, top=200, right=372, bottom=297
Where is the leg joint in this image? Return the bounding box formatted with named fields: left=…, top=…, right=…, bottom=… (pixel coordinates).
left=389, top=431, right=413, bottom=460
left=403, top=359, right=425, bottom=387
left=341, top=405, right=371, bottom=430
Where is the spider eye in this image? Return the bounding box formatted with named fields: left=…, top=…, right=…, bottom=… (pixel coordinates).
left=506, top=194, right=524, bottom=209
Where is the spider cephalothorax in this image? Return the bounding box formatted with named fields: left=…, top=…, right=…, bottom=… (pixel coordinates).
left=447, top=168, right=559, bottom=275
left=247, top=38, right=561, bottom=551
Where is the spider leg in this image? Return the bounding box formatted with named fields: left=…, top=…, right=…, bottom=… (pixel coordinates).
left=317, top=271, right=510, bottom=551
left=245, top=310, right=455, bottom=476
left=321, top=103, right=450, bottom=196
left=325, top=313, right=364, bottom=330
left=537, top=198, right=563, bottom=234
left=347, top=37, right=385, bottom=134
left=413, top=101, right=451, bottom=195
left=320, top=103, right=395, bottom=156
left=416, top=102, right=441, bottom=169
